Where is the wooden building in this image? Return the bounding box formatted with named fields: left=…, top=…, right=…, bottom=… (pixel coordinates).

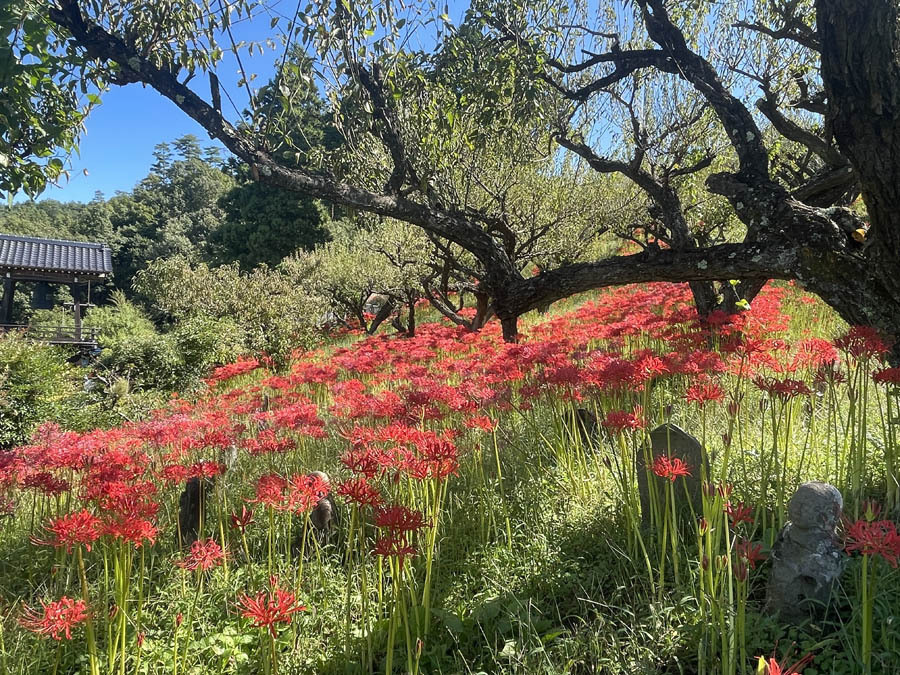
left=0, top=233, right=113, bottom=347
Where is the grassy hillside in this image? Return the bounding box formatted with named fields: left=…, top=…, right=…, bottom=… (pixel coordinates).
left=0, top=282, right=897, bottom=674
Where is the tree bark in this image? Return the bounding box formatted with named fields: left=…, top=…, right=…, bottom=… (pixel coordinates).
left=366, top=298, right=394, bottom=335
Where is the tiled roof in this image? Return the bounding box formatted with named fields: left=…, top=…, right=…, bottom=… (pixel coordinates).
left=0, top=233, right=113, bottom=276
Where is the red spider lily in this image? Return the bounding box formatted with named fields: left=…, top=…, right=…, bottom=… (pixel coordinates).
left=464, top=415, right=496, bottom=432
left=813, top=363, right=847, bottom=386
left=19, top=597, right=89, bottom=640
left=844, top=519, right=900, bottom=567
left=340, top=445, right=385, bottom=479
left=336, top=477, right=383, bottom=508
left=752, top=377, right=812, bottom=400
left=247, top=474, right=288, bottom=509
left=734, top=538, right=766, bottom=570
left=101, top=516, right=158, bottom=548
left=756, top=652, right=814, bottom=674
left=237, top=577, right=306, bottom=637
left=161, top=464, right=191, bottom=484
left=373, top=505, right=428, bottom=534
left=21, top=472, right=70, bottom=496
left=834, top=325, right=892, bottom=360
left=402, top=436, right=459, bottom=481
left=726, top=501, right=754, bottom=527
left=188, top=461, right=226, bottom=480
left=373, top=534, right=417, bottom=566
left=285, top=473, right=329, bottom=514
left=873, top=367, right=900, bottom=385
left=861, top=500, right=882, bottom=522
left=651, top=456, right=692, bottom=482
left=601, top=408, right=645, bottom=433
left=205, top=357, right=261, bottom=385
left=790, top=338, right=839, bottom=369
left=685, top=381, right=725, bottom=406
left=37, top=510, right=102, bottom=553
left=242, top=430, right=295, bottom=456
left=176, top=538, right=225, bottom=571
left=230, top=506, right=254, bottom=533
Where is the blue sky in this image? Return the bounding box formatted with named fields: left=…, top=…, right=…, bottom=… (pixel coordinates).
left=30, top=13, right=282, bottom=204
left=29, top=2, right=468, bottom=205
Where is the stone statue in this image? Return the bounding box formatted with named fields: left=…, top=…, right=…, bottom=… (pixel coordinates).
left=766, top=481, right=844, bottom=621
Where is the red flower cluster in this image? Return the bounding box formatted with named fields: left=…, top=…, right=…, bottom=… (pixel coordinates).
left=844, top=518, right=900, bottom=567
left=237, top=577, right=305, bottom=636
left=734, top=538, right=766, bottom=571
left=39, top=510, right=102, bottom=553
left=685, top=381, right=725, bottom=406
left=205, top=357, right=261, bottom=385
left=651, top=456, right=692, bottom=482
left=725, top=501, right=754, bottom=527
left=19, top=597, right=89, bottom=640
left=230, top=506, right=254, bottom=533
left=372, top=505, right=428, bottom=567
left=176, top=539, right=225, bottom=571
left=601, top=408, right=645, bottom=433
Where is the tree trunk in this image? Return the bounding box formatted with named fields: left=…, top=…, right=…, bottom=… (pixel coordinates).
left=815, top=0, right=900, bottom=359
left=688, top=280, right=718, bottom=319
left=500, top=315, right=518, bottom=342
left=406, top=293, right=416, bottom=338
left=471, top=292, right=492, bottom=331
left=366, top=299, right=394, bottom=335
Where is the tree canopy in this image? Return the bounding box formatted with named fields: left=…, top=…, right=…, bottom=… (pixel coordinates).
left=5, top=0, right=900, bottom=353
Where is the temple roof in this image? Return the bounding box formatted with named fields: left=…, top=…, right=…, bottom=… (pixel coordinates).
left=0, top=233, right=113, bottom=278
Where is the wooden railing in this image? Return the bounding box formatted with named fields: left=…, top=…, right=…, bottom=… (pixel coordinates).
left=0, top=324, right=100, bottom=346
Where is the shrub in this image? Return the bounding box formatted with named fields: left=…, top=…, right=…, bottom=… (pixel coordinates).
left=0, top=332, right=101, bottom=447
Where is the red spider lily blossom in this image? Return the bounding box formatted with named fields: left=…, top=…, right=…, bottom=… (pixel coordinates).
left=834, top=325, right=892, bottom=360
left=873, top=367, right=900, bottom=385
left=464, top=415, right=496, bottom=432
left=188, top=461, right=226, bottom=480
left=205, top=357, right=261, bottom=385
left=247, top=474, right=288, bottom=509
left=726, top=502, right=754, bottom=527
left=19, top=597, right=89, bottom=640
left=651, top=456, right=692, bottom=482
left=336, top=477, right=383, bottom=508
left=601, top=408, right=645, bottom=433
left=813, top=363, right=847, bottom=386
left=101, top=516, right=158, bottom=548
left=373, top=505, right=428, bottom=534
left=237, top=577, right=306, bottom=636
left=403, top=436, right=460, bottom=481
left=37, top=510, right=102, bottom=553
left=756, top=652, right=814, bottom=674
left=734, top=538, right=766, bottom=570
left=373, top=534, right=417, bottom=566
left=230, top=506, right=254, bottom=533
left=861, top=500, right=882, bottom=522
left=285, top=473, right=329, bottom=513
left=752, top=377, right=812, bottom=400
left=844, top=519, right=900, bottom=567
left=21, top=472, right=70, bottom=496
left=176, top=538, right=225, bottom=571
left=685, top=381, right=725, bottom=406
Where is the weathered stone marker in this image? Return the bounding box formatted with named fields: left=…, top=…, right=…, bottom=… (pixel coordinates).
left=308, top=471, right=336, bottom=538
left=177, top=477, right=213, bottom=548
left=636, top=423, right=708, bottom=525
left=766, top=481, right=844, bottom=621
